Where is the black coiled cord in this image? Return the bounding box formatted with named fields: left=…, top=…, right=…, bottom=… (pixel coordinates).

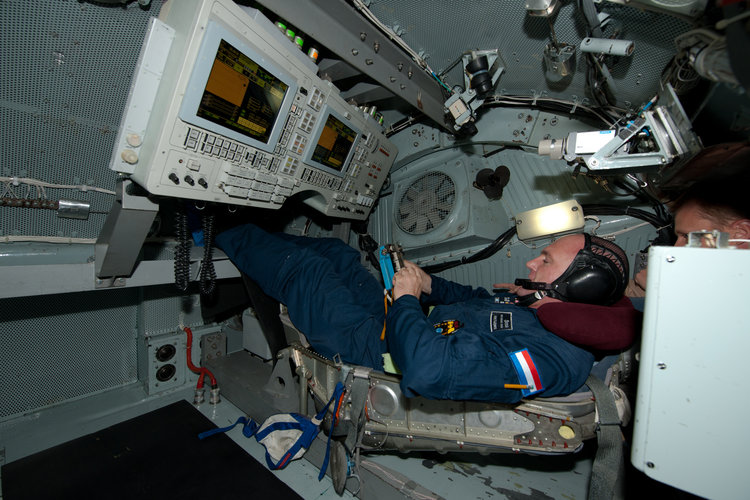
left=199, top=212, right=217, bottom=297
left=422, top=226, right=518, bottom=274
left=174, top=211, right=191, bottom=292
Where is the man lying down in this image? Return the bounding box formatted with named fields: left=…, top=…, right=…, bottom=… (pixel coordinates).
left=216, top=224, right=639, bottom=404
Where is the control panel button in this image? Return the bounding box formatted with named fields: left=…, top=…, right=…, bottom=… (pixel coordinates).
left=120, top=149, right=139, bottom=164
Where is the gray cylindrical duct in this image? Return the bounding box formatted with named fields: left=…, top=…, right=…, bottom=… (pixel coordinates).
left=58, top=199, right=91, bottom=219
left=580, top=37, right=635, bottom=57
left=538, top=138, right=566, bottom=161
left=690, top=44, right=739, bottom=85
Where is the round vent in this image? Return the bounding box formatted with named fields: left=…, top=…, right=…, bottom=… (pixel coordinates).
left=396, top=172, right=456, bottom=235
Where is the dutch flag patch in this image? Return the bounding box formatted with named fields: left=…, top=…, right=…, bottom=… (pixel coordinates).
left=509, top=348, right=544, bottom=396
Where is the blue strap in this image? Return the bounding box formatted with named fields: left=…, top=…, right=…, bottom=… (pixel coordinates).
left=318, top=382, right=346, bottom=480
left=197, top=416, right=259, bottom=440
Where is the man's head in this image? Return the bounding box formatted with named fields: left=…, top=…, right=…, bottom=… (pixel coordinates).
left=664, top=141, right=750, bottom=249
left=518, top=233, right=629, bottom=306
left=670, top=180, right=750, bottom=248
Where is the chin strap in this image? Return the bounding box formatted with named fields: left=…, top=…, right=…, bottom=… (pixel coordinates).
left=515, top=290, right=546, bottom=307
left=514, top=278, right=564, bottom=303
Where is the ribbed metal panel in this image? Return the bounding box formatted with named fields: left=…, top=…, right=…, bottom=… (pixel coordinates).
left=496, top=148, right=601, bottom=216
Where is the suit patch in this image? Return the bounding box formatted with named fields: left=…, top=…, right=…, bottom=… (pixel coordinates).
left=509, top=349, right=544, bottom=396
left=433, top=320, right=463, bottom=336
left=489, top=311, right=512, bottom=332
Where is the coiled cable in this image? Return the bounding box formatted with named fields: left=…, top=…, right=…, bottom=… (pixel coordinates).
left=174, top=210, right=191, bottom=292
left=199, top=212, right=217, bottom=296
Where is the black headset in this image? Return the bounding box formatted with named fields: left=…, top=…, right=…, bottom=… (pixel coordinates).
left=515, top=234, right=628, bottom=306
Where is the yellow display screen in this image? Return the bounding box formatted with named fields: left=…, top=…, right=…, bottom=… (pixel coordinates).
left=311, top=113, right=357, bottom=171
left=197, top=39, right=288, bottom=144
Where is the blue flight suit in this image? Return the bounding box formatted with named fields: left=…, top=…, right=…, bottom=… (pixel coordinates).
left=216, top=224, right=594, bottom=403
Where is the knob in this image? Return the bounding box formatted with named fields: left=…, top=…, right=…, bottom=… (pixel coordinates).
left=125, top=133, right=142, bottom=147
left=120, top=149, right=138, bottom=164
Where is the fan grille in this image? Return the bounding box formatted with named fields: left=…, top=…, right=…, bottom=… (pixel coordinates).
left=396, top=172, right=456, bottom=235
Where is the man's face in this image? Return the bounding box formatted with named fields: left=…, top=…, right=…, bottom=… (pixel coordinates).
left=519, top=235, right=585, bottom=295
left=673, top=201, right=728, bottom=247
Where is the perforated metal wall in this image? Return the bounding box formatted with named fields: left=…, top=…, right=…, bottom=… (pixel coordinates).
left=141, top=286, right=206, bottom=336
left=368, top=0, right=691, bottom=108
left=0, top=284, right=208, bottom=421
left=1, top=0, right=165, bottom=239
left=0, top=289, right=139, bottom=420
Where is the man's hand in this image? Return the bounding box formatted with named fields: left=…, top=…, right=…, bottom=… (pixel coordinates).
left=393, top=261, right=432, bottom=300
left=404, top=261, right=432, bottom=294
left=634, top=268, right=648, bottom=290
left=493, top=282, right=524, bottom=294
left=625, top=268, right=648, bottom=298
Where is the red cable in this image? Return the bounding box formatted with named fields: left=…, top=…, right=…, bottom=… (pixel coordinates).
left=183, top=326, right=218, bottom=388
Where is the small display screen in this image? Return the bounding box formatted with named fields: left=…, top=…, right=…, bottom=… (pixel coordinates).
left=311, top=113, right=357, bottom=172
left=197, top=39, right=288, bottom=144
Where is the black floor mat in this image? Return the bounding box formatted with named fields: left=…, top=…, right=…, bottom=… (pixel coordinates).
left=2, top=400, right=302, bottom=500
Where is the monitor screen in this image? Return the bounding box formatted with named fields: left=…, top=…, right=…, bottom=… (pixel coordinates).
left=179, top=20, right=296, bottom=152
left=310, top=112, right=358, bottom=172
left=197, top=39, right=288, bottom=144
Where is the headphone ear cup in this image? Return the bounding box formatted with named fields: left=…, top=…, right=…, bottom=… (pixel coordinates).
left=564, top=266, right=617, bottom=304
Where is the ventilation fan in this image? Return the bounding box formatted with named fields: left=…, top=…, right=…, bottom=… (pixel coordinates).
left=391, top=156, right=508, bottom=259
left=396, top=172, right=456, bottom=235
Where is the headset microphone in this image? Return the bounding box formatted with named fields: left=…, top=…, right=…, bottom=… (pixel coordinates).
left=514, top=279, right=549, bottom=291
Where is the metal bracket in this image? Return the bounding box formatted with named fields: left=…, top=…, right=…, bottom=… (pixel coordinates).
left=444, top=49, right=505, bottom=131
left=531, top=89, right=548, bottom=107
left=94, top=276, right=127, bottom=289
left=263, top=348, right=299, bottom=413
left=94, top=178, right=159, bottom=283
left=687, top=230, right=731, bottom=248
left=584, top=85, right=701, bottom=172
left=253, top=0, right=451, bottom=130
